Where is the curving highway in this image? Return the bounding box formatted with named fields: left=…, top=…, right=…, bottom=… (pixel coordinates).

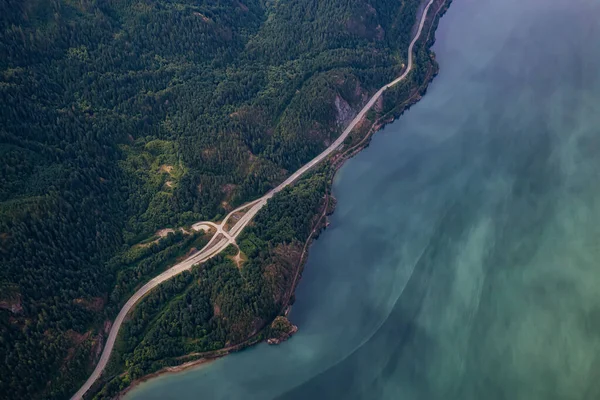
left=71, top=1, right=436, bottom=398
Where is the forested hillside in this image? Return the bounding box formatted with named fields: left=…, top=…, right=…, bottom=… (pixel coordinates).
left=95, top=171, right=329, bottom=398
left=0, top=0, right=423, bottom=398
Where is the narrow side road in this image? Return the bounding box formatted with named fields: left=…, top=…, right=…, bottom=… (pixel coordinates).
left=71, top=1, right=436, bottom=398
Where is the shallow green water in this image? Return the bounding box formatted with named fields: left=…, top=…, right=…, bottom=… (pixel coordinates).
left=126, top=0, right=600, bottom=398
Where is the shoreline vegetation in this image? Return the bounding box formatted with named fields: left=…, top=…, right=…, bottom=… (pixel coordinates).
left=106, top=1, right=452, bottom=398
left=116, top=315, right=299, bottom=399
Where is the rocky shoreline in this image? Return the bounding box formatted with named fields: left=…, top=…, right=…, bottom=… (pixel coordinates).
left=267, top=316, right=299, bottom=345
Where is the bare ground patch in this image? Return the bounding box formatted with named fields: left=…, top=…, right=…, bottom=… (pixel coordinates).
left=228, top=249, right=248, bottom=268
left=159, top=165, right=174, bottom=175
left=73, top=296, right=105, bottom=312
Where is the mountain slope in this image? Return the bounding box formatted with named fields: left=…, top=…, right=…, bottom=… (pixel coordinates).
left=0, top=0, right=423, bottom=398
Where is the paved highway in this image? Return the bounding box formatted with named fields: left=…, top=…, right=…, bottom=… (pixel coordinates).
left=71, top=1, right=436, bottom=397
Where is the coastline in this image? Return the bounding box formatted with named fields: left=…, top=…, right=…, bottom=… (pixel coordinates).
left=115, top=359, right=215, bottom=400
left=287, top=0, right=452, bottom=314
left=115, top=1, right=452, bottom=398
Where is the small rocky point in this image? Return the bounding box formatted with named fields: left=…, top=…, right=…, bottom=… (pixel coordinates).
left=267, top=316, right=298, bottom=345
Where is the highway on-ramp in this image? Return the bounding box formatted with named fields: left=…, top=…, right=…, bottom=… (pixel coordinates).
left=71, top=1, right=436, bottom=397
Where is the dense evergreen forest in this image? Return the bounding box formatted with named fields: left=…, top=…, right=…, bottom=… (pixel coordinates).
left=0, top=0, right=427, bottom=398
